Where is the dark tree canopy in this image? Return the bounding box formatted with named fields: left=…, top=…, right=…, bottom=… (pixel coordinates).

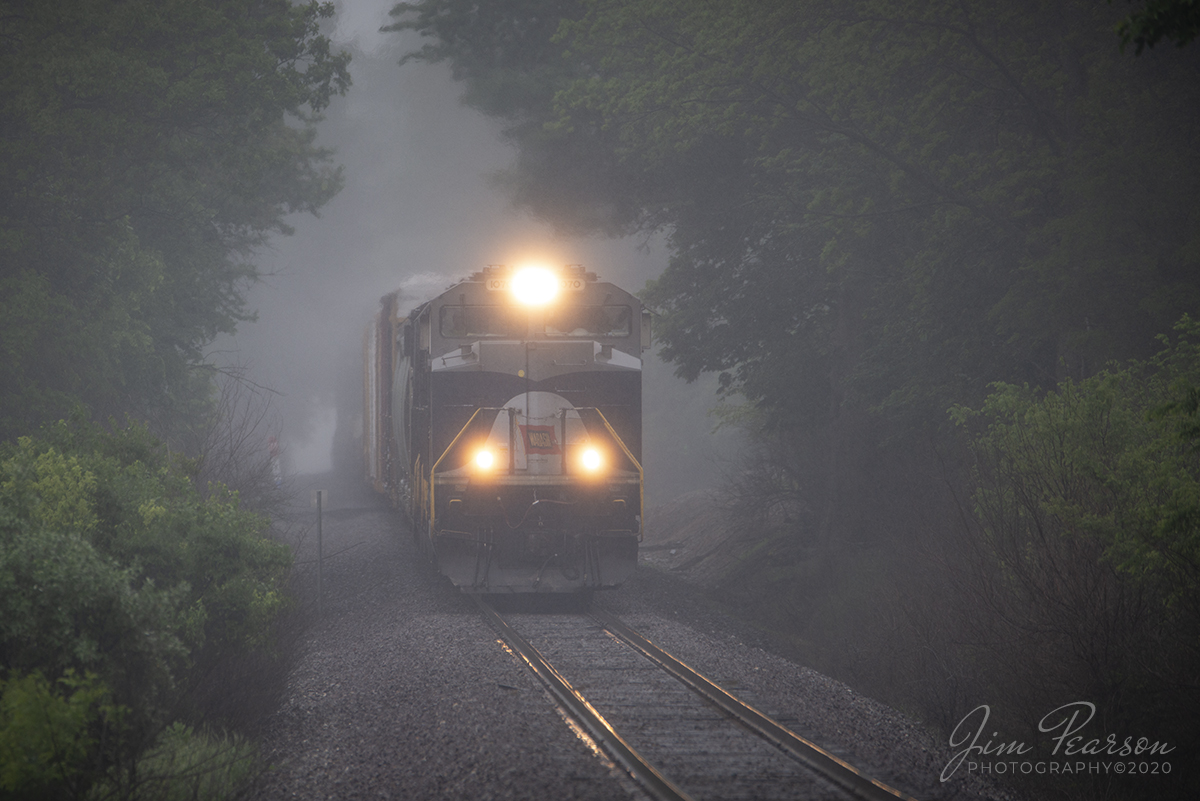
left=392, top=8, right=1200, bottom=787
left=1118, top=0, right=1200, bottom=52
left=0, top=0, right=350, bottom=440
left=389, top=0, right=1200, bottom=564
left=392, top=0, right=1200, bottom=435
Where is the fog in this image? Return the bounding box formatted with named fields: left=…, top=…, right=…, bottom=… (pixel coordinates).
left=215, top=0, right=740, bottom=506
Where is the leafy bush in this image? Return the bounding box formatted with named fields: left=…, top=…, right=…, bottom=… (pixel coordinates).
left=946, top=317, right=1200, bottom=798
left=0, top=417, right=291, bottom=798
left=122, top=722, right=258, bottom=801
left=0, top=670, right=122, bottom=799
left=954, top=317, right=1200, bottom=620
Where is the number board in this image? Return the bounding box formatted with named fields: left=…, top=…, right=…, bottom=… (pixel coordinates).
left=485, top=276, right=586, bottom=293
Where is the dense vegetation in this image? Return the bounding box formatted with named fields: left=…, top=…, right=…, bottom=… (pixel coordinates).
left=0, top=0, right=349, bottom=441
left=389, top=1, right=1200, bottom=797
left=0, top=419, right=291, bottom=798
left=0, top=1, right=349, bottom=797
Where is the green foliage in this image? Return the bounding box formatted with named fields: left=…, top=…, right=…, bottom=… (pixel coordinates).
left=393, top=0, right=1200, bottom=550
left=941, top=320, right=1200, bottom=797
left=0, top=670, right=124, bottom=799
left=0, top=449, right=187, bottom=729
left=1117, top=0, right=1200, bottom=53
left=0, top=0, right=351, bottom=441
left=0, top=418, right=290, bottom=797
left=387, top=0, right=648, bottom=235
left=123, top=722, right=258, bottom=801
left=394, top=0, right=1200, bottom=410
left=556, top=0, right=1199, bottom=413
left=395, top=7, right=1200, bottom=792
left=0, top=676, right=257, bottom=801
left=955, top=317, right=1200, bottom=602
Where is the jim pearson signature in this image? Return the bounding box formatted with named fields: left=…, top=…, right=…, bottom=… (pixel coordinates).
left=941, top=702, right=1175, bottom=782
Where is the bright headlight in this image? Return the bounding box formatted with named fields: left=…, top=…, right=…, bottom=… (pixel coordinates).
left=474, top=449, right=495, bottom=470
left=511, top=266, right=559, bottom=306
left=580, top=447, right=603, bottom=472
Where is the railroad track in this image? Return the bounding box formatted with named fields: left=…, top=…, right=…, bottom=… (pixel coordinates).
left=477, top=599, right=920, bottom=801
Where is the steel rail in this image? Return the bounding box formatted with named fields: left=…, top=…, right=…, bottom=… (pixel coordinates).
left=475, top=599, right=694, bottom=801
left=590, top=609, right=920, bottom=801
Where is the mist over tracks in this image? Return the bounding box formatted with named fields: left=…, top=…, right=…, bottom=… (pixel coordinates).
left=255, top=473, right=1013, bottom=800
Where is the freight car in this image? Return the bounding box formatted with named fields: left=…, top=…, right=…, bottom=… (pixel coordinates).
left=364, top=264, right=648, bottom=594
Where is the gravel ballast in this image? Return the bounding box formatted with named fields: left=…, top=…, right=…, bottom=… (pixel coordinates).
left=253, top=474, right=1013, bottom=800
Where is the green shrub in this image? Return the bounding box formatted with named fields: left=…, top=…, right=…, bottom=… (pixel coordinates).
left=0, top=670, right=123, bottom=800
left=124, top=722, right=258, bottom=801
left=0, top=444, right=188, bottom=734
left=0, top=417, right=291, bottom=798
left=953, top=317, right=1200, bottom=618
left=947, top=317, right=1200, bottom=798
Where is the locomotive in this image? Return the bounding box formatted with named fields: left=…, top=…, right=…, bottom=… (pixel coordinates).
left=364, top=264, right=648, bottom=594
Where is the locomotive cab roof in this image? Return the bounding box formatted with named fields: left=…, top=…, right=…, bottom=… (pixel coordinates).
left=470, top=263, right=598, bottom=284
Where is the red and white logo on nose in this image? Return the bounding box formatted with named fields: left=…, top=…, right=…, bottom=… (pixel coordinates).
left=520, top=425, right=560, bottom=454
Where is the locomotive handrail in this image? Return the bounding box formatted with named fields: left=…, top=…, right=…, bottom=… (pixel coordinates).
left=579, top=407, right=644, bottom=539
left=428, top=407, right=505, bottom=529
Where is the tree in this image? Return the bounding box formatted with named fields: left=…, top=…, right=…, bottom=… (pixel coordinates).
left=392, top=0, right=1200, bottom=539
left=1118, top=0, right=1200, bottom=52
left=0, top=418, right=291, bottom=797
left=944, top=320, right=1200, bottom=798
left=0, top=0, right=351, bottom=441
left=394, top=8, right=1200, bottom=790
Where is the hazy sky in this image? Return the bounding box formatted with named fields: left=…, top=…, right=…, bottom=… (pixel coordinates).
left=218, top=0, right=734, bottom=499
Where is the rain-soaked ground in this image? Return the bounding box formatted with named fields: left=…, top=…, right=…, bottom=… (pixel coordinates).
left=250, top=472, right=1011, bottom=801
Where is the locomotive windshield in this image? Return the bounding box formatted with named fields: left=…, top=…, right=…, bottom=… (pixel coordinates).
left=440, top=305, right=525, bottom=338
left=440, top=304, right=633, bottom=339
left=544, top=305, right=632, bottom=337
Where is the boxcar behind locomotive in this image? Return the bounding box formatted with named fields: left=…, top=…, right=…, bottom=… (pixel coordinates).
left=364, top=264, right=648, bottom=594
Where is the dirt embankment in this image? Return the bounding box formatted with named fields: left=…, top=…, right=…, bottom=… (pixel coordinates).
left=640, top=489, right=745, bottom=585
